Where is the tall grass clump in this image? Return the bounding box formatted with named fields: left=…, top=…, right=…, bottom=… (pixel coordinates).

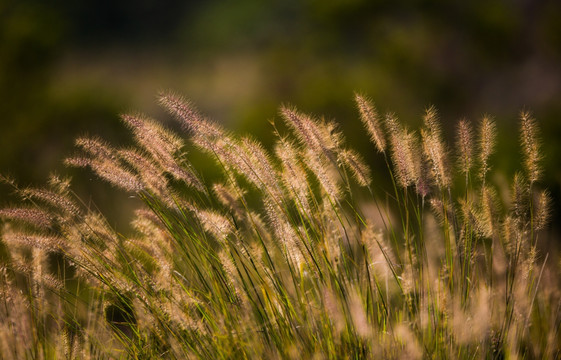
left=0, top=92, right=559, bottom=359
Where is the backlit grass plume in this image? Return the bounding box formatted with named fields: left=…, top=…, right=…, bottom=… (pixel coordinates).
left=0, top=93, right=558, bottom=359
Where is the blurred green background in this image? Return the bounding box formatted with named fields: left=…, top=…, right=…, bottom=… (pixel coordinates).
left=1, top=0, right=561, bottom=231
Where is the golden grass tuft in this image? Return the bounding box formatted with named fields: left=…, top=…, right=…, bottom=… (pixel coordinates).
left=0, top=93, right=557, bottom=359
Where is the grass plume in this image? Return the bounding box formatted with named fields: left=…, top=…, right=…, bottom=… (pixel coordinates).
left=0, top=93, right=558, bottom=359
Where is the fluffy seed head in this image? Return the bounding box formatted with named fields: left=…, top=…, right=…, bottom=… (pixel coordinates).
left=421, top=128, right=450, bottom=190
left=159, top=92, right=224, bottom=139
left=121, top=114, right=184, bottom=156
left=423, top=105, right=441, bottom=138
left=386, top=114, right=419, bottom=188
left=456, top=119, right=473, bottom=176
left=66, top=156, right=144, bottom=193
left=355, top=93, right=386, bottom=153
left=121, top=114, right=204, bottom=191
left=281, top=106, right=342, bottom=162
left=47, top=174, right=72, bottom=194
left=74, top=136, right=114, bottom=159
left=240, top=137, right=284, bottom=199
left=339, top=148, right=372, bottom=187
left=397, top=130, right=419, bottom=188
left=304, top=149, right=341, bottom=200
left=0, top=208, right=53, bottom=229
left=534, top=190, right=551, bottom=231
left=479, top=116, right=496, bottom=183
left=415, top=160, right=431, bottom=198
left=458, top=198, right=484, bottom=238
left=198, top=209, right=234, bottom=241
left=3, top=232, right=64, bottom=252
left=421, top=107, right=450, bottom=189
left=520, top=110, right=542, bottom=184
left=118, top=149, right=174, bottom=202
left=281, top=106, right=322, bottom=154
left=275, top=139, right=311, bottom=212
left=22, top=187, right=81, bottom=218
left=66, top=136, right=144, bottom=192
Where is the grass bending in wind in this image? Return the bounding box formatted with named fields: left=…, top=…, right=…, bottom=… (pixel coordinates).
left=0, top=92, right=558, bottom=359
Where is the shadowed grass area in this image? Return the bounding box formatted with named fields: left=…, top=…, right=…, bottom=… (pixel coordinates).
left=0, top=93, right=558, bottom=359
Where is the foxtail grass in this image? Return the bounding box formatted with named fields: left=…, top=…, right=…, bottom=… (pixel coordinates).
left=0, top=93, right=558, bottom=359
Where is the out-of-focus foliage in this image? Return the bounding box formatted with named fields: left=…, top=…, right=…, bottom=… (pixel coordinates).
left=1, top=0, right=561, bottom=229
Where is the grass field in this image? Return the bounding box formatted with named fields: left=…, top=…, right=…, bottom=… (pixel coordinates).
left=0, top=92, right=558, bottom=359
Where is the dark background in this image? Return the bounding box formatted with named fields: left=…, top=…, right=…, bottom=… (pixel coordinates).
left=1, top=0, right=560, bottom=232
